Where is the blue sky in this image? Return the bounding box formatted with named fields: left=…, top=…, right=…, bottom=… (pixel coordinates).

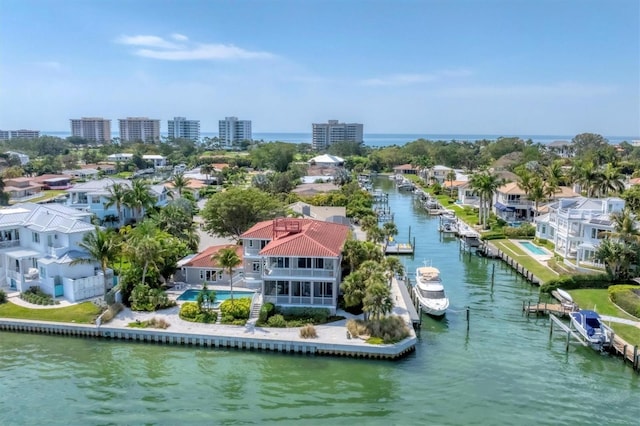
left=1, top=0, right=638, bottom=136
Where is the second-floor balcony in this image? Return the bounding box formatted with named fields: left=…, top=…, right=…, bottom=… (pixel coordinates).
left=263, top=267, right=335, bottom=279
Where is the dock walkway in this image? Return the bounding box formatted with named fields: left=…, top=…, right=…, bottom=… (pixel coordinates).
left=392, top=276, right=420, bottom=328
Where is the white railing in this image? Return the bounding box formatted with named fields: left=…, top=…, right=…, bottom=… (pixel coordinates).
left=0, top=240, right=20, bottom=249
left=264, top=268, right=334, bottom=278
left=10, top=192, right=44, bottom=202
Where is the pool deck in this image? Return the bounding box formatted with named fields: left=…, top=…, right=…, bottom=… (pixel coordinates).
left=0, top=278, right=418, bottom=360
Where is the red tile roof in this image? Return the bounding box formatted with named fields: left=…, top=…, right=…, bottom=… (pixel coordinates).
left=242, top=219, right=350, bottom=257
left=393, top=164, right=416, bottom=170
left=183, top=244, right=243, bottom=268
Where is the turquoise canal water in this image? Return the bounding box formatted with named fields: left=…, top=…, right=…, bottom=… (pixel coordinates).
left=1, top=178, right=638, bottom=425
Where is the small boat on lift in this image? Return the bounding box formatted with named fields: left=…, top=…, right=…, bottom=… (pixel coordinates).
left=569, top=310, right=612, bottom=350
left=414, top=264, right=449, bottom=317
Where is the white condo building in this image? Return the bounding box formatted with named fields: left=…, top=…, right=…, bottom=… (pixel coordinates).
left=70, top=117, right=111, bottom=142
left=0, top=129, right=40, bottom=140
left=118, top=117, right=161, bottom=143
left=219, top=116, right=252, bottom=148
left=312, top=120, right=363, bottom=150
left=168, top=117, right=200, bottom=142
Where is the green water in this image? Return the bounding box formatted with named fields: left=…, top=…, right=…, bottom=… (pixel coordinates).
left=1, top=179, right=638, bottom=425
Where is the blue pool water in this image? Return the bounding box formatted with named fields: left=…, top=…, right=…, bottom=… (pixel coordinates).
left=519, top=241, right=548, bottom=255
left=176, top=289, right=254, bottom=304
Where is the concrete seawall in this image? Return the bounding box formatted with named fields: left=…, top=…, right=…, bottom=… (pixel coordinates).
left=0, top=318, right=417, bottom=360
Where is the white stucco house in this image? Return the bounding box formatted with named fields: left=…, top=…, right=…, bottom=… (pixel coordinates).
left=240, top=218, right=350, bottom=314
left=107, top=153, right=134, bottom=162
left=143, top=154, right=167, bottom=168
left=535, top=197, right=626, bottom=266
left=5, top=151, right=30, bottom=165
left=66, top=178, right=169, bottom=225
left=0, top=203, right=113, bottom=301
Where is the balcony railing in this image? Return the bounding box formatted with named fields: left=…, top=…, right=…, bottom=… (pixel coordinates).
left=263, top=267, right=335, bottom=278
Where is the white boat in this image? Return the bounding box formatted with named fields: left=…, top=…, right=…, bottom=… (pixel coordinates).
left=569, top=310, right=612, bottom=349
left=414, top=265, right=449, bottom=317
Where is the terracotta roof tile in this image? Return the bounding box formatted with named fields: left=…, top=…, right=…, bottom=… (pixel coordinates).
left=183, top=244, right=243, bottom=268
left=242, top=219, right=350, bottom=257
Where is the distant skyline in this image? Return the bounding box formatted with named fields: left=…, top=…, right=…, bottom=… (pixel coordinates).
left=1, top=0, right=638, bottom=136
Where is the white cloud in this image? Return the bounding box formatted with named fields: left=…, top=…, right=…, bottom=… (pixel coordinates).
left=117, top=33, right=274, bottom=60
left=171, top=33, right=189, bottom=42
left=116, top=35, right=181, bottom=49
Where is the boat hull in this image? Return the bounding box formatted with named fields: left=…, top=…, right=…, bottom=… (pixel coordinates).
left=569, top=310, right=611, bottom=349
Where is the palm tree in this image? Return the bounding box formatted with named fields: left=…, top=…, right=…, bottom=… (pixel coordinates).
left=169, top=171, right=191, bottom=199
left=71, top=227, right=119, bottom=297
left=104, top=182, right=128, bottom=226
left=471, top=171, right=504, bottom=229
left=528, top=177, right=546, bottom=219
left=572, top=161, right=602, bottom=197
left=381, top=222, right=398, bottom=252
left=363, top=279, right=394, bottom=320
left=597, top=163, right=625, bottom=197
left=383, top=256, right=404, bottom=286
left=124, top=179, right=156, bottom=221
left=125, top=221, right=162, bottom=287
left=341, top=270, right=367, bottom=307
left=594, top=239, right=635, bottom=281
left=608, top=208, right=640, bottom=243
left=212, top=246, right=242, bottom=302
left=445, top=169, right=457, bottom=197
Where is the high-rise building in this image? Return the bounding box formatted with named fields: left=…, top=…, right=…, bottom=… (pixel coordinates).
left=70, top=117, right=112, bottom=142
left=218, top=116, right=252, bottom=148
left=0, top=129, right=40, bottom=140
left=118, top=117, right=161, bottom=143
left=312, top=120, right=363, bottom=150
left=168, top=117, right=200, bottom=142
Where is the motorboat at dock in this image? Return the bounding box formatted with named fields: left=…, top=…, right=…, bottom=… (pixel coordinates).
left=414, top=265, right=449, bottom=317
left=569, top=310, right=612, bottom=350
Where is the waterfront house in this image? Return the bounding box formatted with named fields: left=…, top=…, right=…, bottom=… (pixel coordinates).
left=308, top=154, right=345, bottom=167
left=4, top=177, right=43, bottom=203
left=32, top=174, right=74, bottom=190
left=106, top=153, right=134, bottom=163
left=393, top=164, right=418, bottom=175
left=142, top=154, right=167, bottom=168
left=429, top=165, right=454, bottom=184
left=175, top=244, right=244, bottom=285
left=457, top=182, right=479, bottom=207
left=240, top=218, right=350, bottom=314
left=534, top=197, right=626, bottom=267
left=0, top=202, right=113, bottom=301
left=66, top=178, right=169, bottom=225
left=492, top=182, right=579, bottom=223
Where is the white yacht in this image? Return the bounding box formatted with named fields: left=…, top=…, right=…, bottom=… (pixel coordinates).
left=414, top=265, right=449, bottom=317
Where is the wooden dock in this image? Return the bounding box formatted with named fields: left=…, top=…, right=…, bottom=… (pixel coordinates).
left=396, top=277, right=421, bottom=329
left=384, top=242, right=415, bottom=255
left=523, top=301, right=574, bottom=317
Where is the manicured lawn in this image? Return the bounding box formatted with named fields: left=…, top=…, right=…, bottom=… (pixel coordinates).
left=11, top=190, right=67, bottom=204
left=0, top=301, right=101, bottom=324
left=569, top=289, right=640, bottom=346
left=491, top=239, right=559, bottom=284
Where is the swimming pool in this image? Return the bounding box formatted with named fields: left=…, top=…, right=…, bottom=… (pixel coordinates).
left=518, top=241, right=548, bottom=256
left=176, top=289, right=255, bottom=305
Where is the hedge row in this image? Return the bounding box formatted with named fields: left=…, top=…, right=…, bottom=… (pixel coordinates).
left=608, top=285, right=640, bottom=318
left=540, top=273, right=612, bottom=294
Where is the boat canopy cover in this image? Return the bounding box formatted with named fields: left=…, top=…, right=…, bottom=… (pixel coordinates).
left=418, top=266, right=440, bottom=281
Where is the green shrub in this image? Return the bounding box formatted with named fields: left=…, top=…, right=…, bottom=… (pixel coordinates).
left=219, top=297, right=251, bottom=320
left=267, top=314, right=287, bottom=327
left=0, top=289, right=6, bottom=304
left=540, top=273, right=612, bottom=294
left=346, top=316, right=410, bottom=344
left=278, top=307, right=330, bottom=324
left=480, top=231, right=506, bottom=241
left=179, top=302, right=200, bottom=320
left=130, top=284, right=176, bottom=312
left=20, top=287, right=58, bottom=305
left=503, top=224, right=535, bottom=238
left=609, top=285, right=640, bottom=318
left=299, top=324, right=318, bottom=339
left=258, top=302, right=275, bottom=324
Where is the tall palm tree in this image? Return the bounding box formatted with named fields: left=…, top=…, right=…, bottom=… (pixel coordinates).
left=71, top=227, right=119, bottom=297
left=124, top=179, right=156, bottom=221
left=363, top=279, right=394, bottom=320
left=381, top=221, right=398, bottom=252
left=212, top=246, right=242, bottom=301
left=544, top=160, right=565, bottom=187
left=383, top=256, right=404, bottom=286
left=608, top=208, right=640, bottom=243
left=571, top=160, right=602, bottom=197
left=446, top=169, right=457, bottom=197
left=471, top=171, right=504, bottom=229
left=125, top=221, right=162, bottom=287
left=528, top=177, right=546, bottom=219
left=169, top=171, right=191, bottom=199
left=105, top=182, right=128, bottom=226
left=597, top=163, right=625, bottom=197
